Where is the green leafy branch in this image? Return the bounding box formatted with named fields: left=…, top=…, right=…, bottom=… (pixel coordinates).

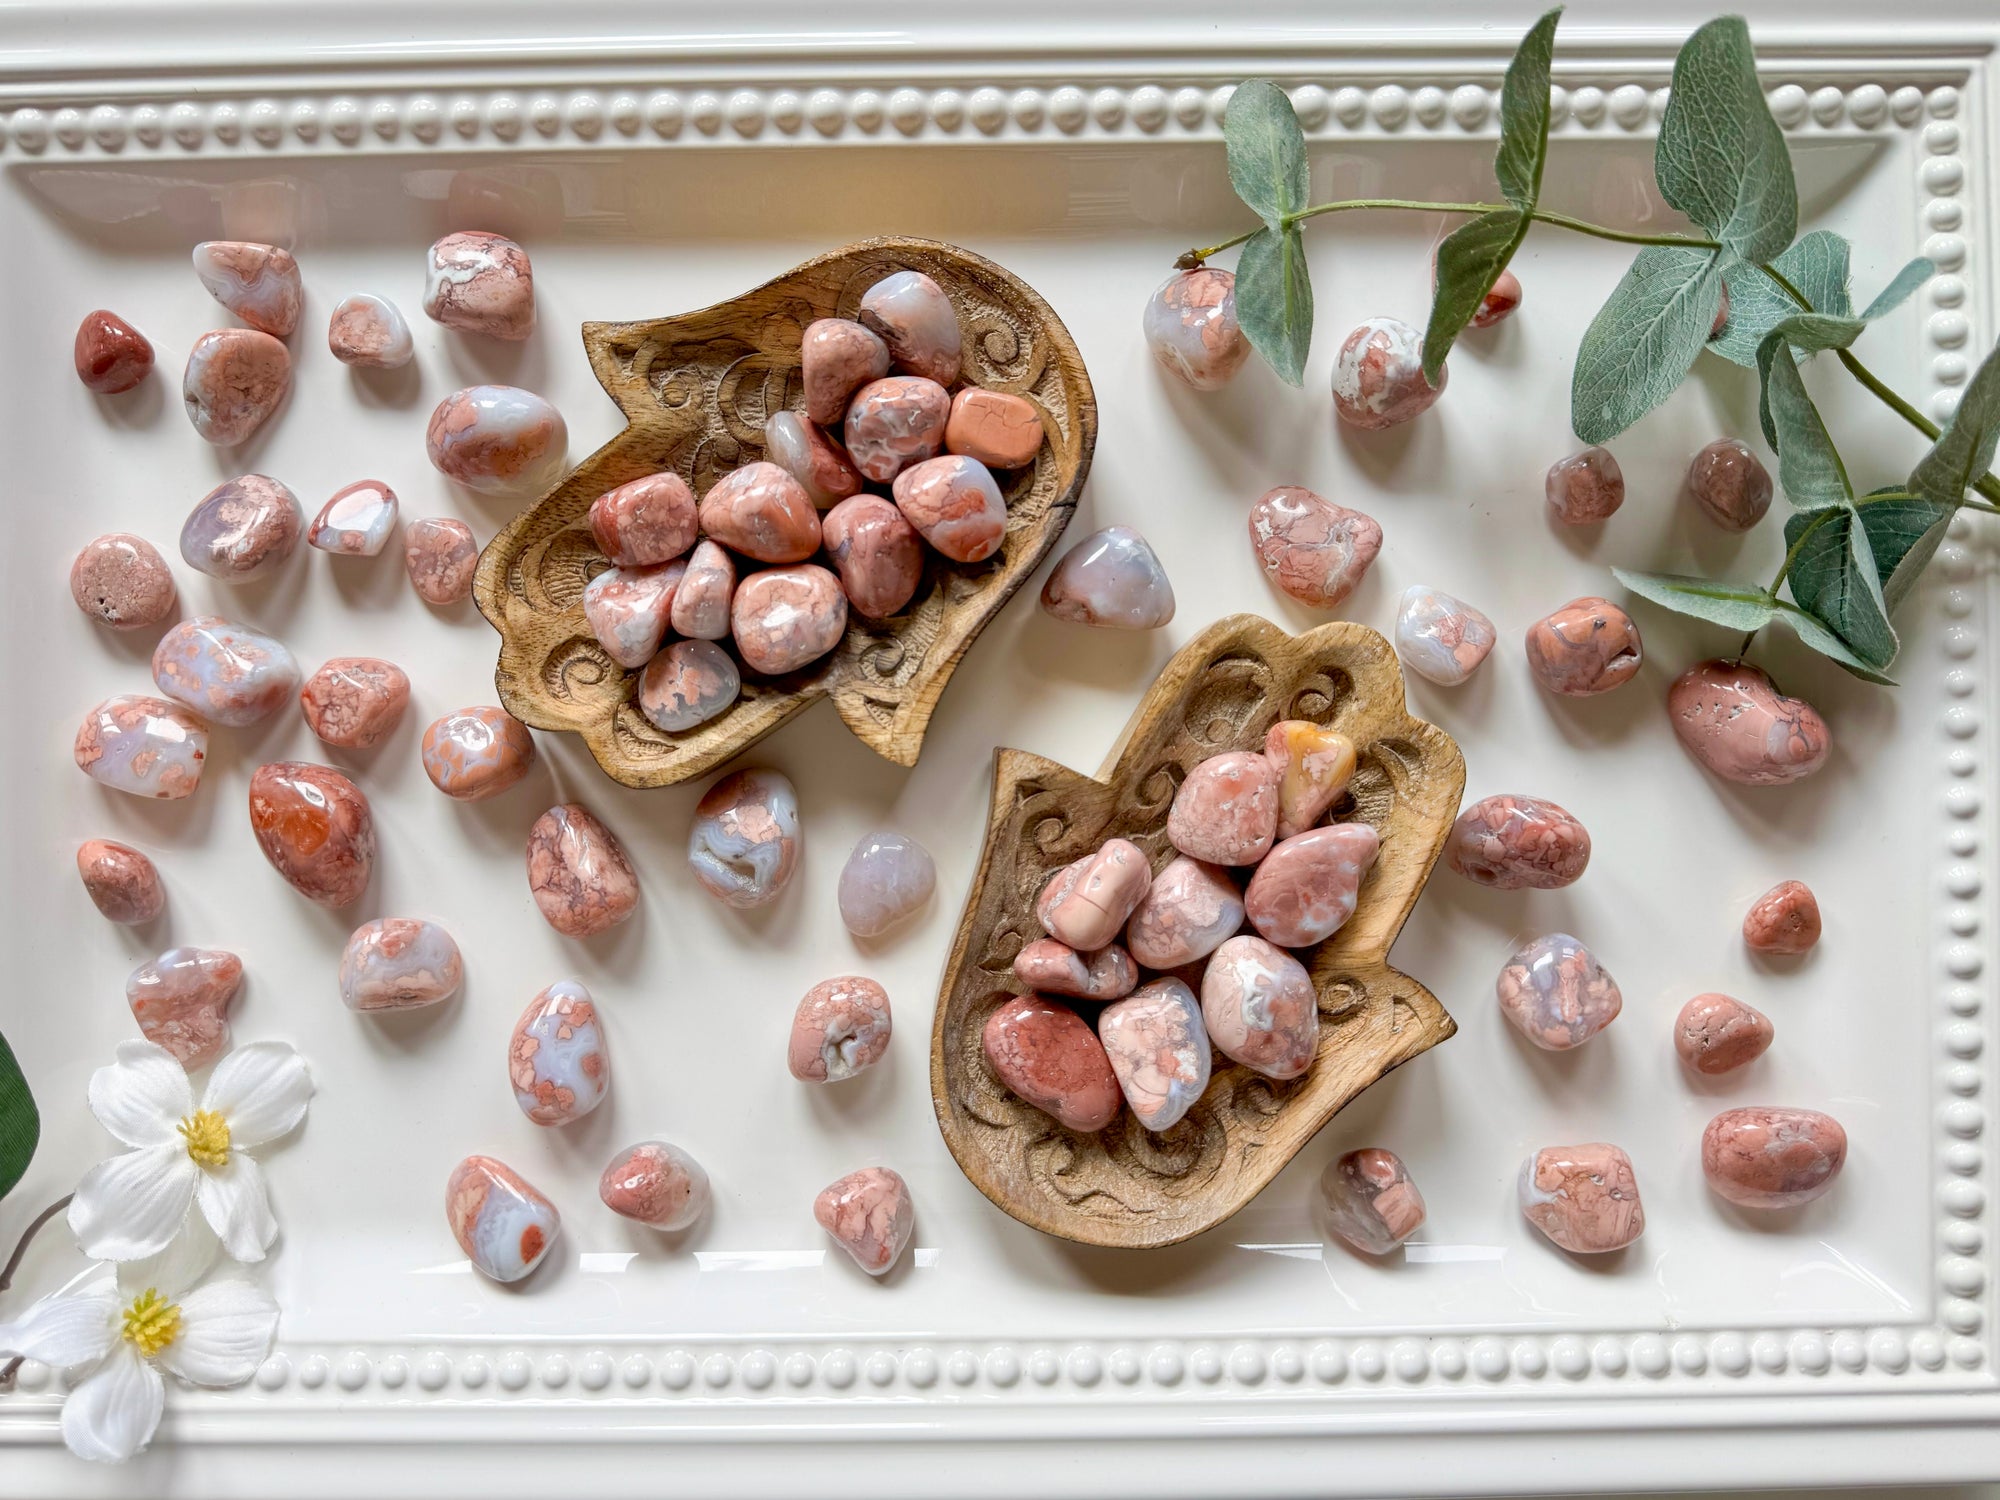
left=1188, top=8, right=2000, bottom=684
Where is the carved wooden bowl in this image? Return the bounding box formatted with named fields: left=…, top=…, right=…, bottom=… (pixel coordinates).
left=931, top=614, right=1467, bottom=1249
left=475, top=237, right=1096, bottom=789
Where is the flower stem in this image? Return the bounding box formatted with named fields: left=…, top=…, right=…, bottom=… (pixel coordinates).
left=1177, top=199, right=1719, bottom=266
left=0, top=1195, right=74, bottom=1394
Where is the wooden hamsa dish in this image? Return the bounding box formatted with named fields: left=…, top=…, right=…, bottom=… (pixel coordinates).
left=931, top=614, right=1467, bottom=1249
left=475, top=237, right=1096, bottom=789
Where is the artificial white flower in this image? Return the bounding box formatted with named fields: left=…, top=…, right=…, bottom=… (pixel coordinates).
left=0, top=1220, right=278, bottom=1463
left=67, top=1039, right=313, bottom=1265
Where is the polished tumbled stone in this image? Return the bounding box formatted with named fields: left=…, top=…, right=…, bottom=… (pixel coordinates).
left=1124, top=856, right=1243, bottom=969
left=1036, top=839, right=1152, bottom=951
left=526, top=805, right=640, bottom=938
left=127, top=947, right=241, bottom=1068
left=74, top=309, right=154, bottom=394
left=801, top=318, right=890, bottom=426
left=327, top=293, right=414, bottom=368
left=731, top=565, right=847, bottom=675
left=892, top=454, right=1007, bottom=563
left=1668, top=660, right=1830, bottom=786
left=1248, top=487, right=1382, bottom=609
left=339, top=918, right=463, bottom=1012
left=698, top=461, right=822, bottom=564
left=1525, top=596, right=1643, bottom=697
left=1497, top=932, right=1622, bottom=1051
left=74, top=695, right=208, bottom=800
left=180, top=475, right=303, bottom=582
left=814, top=1167, right=914, bottom=1276
left=1012, top=939, right=1138, bottom=1001
left=600, top=1141, right=710, bottom=1231
left=1168, top=751, right=1279, bottom=865
left=424, top=231, right=535, bottom=340
left=945, top=388, right=1043, bottom=469
left=822, top=495, right=923, bottom=620
left=765, top=410, right=865, bottom=507
left=1265, top=721, right=1356, bottom=839
left=1142, top=267, right=1249, bottom=390
left=1332, top=316, right=1445, bottom=430
left=1701, top=1107, right=1847, bottom=1209
left=422, top=706, right=537, bottom=800
left=1244, top=823, right=1379, bottom=947
left=638, top=640, right=740, bottom=733
left=248, top=761, right=376, bottom=908
left=1098, top=978, right=1211, bottom=1132
left=510, top=980, right=611, bottom=1123
left=1039, top=526, right=1175, bottom=629
left=1319, top=1148, right=1427, bottom=1255
left=426, top=385, right=567, bottom=494
left=1686, top=439, right=1773, bottom=531
left=584, top=560, right=684, bottom=669
left=78, top=839, right=165, bottom=925
left=192, top=241, right=301, bottom=337
left=1545, top=447, right=1625, bottom=525
left=837, top=830, right=936, bottom=938
left=1445, top=793, right=1591, bottom=890
left=1743, top=880, right=1821, bottom=954
left=308, top=480, right=399, bottom=557
left=1674, top=993, right=1773, bottom=1075
left=982, top=994, right=1122, bottom=1132
left=844, top=375, right=949, bottom=483
left=70, top=534, right=177, bottom=630
left=1395, top=586, right=1496, bottom=686
left=589, top=472, right=699, bottom=566
left=1201, top=935, right=1319, bottom=1080
left=688, top=768, right=800, bottom=908
left=859, top=269, right=962, bottom=385
left=788, top=976, right=893, bottom=1083
left=446, top=1155, right=561, bottom=1283
left=1519, top=1143, right=1645, bottom=1253
left=183, top=329, right=291, bottom=445
left=670, top=540, right=736, bottom=640
left=152, top=617, right=300, bottom=727
left=299, top=657, right=411, bottom=750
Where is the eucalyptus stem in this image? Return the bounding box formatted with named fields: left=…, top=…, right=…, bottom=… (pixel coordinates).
left=0, top=1195, right=74, bottom=1395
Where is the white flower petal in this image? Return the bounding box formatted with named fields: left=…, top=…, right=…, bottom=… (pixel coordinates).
left=69, top=1143, right=200, bottom=1263
left=60, top=1342, right=164, bottom=1465
left=0, top=1282, right=117, bottom=1369
left=195, top=1153, right=277, bottom=1263
left=88, top=1041, right=193, bottom=1149
left=155, top=1279, right=279, bottom=1387
left=200, top=1041, right=313, bottom=1149
left=116, top=1215, right=220, bottom=1302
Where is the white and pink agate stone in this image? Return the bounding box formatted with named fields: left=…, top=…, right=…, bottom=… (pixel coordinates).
left=1168, top=751, right=1280, bottom=866
left=526, top=805, right=640, bottom=939
left=1319, top=1148, right=1427, bottom=1255
left=1143, top=267, right=1250, bottom=390
left=600, top=1141, right=711, bottom=1231
left=1036, top=838, right=1152, bottom=951
left=764, top=410, right=865, bottom=508
left=1331, top=316, right=1446, bottom=430
left=421, top=706, right=536, bottom=801
left=1098, top=978, right=1211, bottom=1132
left=698, top=462, right=821, bottom=564
left=1248, top=487, right=1382, bottom=610
left=327, top=293, right=414, bottom=368
left=1243, top=823, right=1379, bottom=948
left=1701, top=1107, right=1846, bottom=1209
left=151, top=616, right=300, bottom=727
left=638, top=639, right=740, bottom=732
left=1012, top=938, right=1138, bottom=1001
left=892, top=454, right=1008, bottom=563
left=308, top=480, right=399, bottom=557
left=814, top=1167, right=915, bottom=1276
left=731, top=565, right=847, bottom=675
left=127, top=946, right=241, bottom=1068
left=688, top=768, right=800, bottom=908
left=446, top=1155, right=560, bottom=1283
left=426, top=385, right=567, bottom=495
left=183, top=329, right=291, bottom=445
left=78, top=840, right=165, bottom=925
left=670, top=539, right=736, bottom=640
left=801, top=318, right=890, bottom=426
left=1266, top=721, right=1357, bottom=839
left=1395, top=585, right=1497, bottom=686
left=75, top=694, right=208, bottom=800
left=70, top=534, right=177, bottom=631
left=837, top=830, right=936, bottom=938
left=822, top=495, right=923, bottom=620
left=1201, top=935, right=1318, bottom=1080
left=1497, top=933, right=1622, bottom=1051
left=300, top=657, right=411, bottom=750
left=788, top=976, right=893, bottom=1083
left=584, top=560, right=685, bottom=668
left=589, top=472, right=699, bottom=567
left=844, top=376, right=950, bottom=483
left=510, top=980, right=611, bottom=1124
left=1124, top=856, right=1243, bottom=969
left=1668, top=660, right=1830, bottom=786
left=339, top=918, right=463, bottom=1012
left=859, top=269, right=962, bottom=386
left=405, top=517, right=479, bottom=606
left=192, top=241, right=302, bottom=338
left=424, top=230, right=535, bottom=340
left=1039, top=525, right=1175, bottom=629
left=180, top=475, right=303, bottom=582
left=1519, top=1143, right=1645, bottom=1253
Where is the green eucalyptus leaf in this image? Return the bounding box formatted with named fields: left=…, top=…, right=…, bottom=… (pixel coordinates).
left=1225, top=80, right=1310, bottom=233
left=1775, top=601, right=1899, bottom=685
left=1423, top=208, right=1527, bottom=382
left=1761, top=332, right=1853, bottom=508
left=1495, top=7, right=1562, bottom=208
left=1571, top=245, right=1723, bottom=444
left=1235, top=224, right=1313, bottom=386
left=1769, top=309, right=1865, bottom=353
left=0, top=1031, right=37, bottom=1202
left=1782, top=505, right=1896, bottom=668
left=1712, top=231, right=1850, bottom=368
left=1754, top=326, right=1787, bottom=449
left=1611, top=568, right=1780, bottom=630
left=1656, top=16, right=1798, bottom=261
left=1859, top=256, right=1935, bottom=321
left=1910, top=338, right=2000, bottom=505
left=1856, top=487, right=1955, bottom=612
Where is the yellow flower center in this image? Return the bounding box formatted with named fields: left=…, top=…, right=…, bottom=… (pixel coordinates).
left=120, top=1288, right=181, bottom=1358
left=178, top=1109, right=231, bottom=1167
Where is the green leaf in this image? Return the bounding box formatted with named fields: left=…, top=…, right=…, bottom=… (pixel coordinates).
left=1612, top=568, right=1780, bottom=631
left=1423, top=209, right=1527, bottom=382
left=1911, top=338, right=2000, bottom=505
left=1225, top=81, right=1310, bottom=233
left=1761, top=332, right=1852, bottom=509
left=1769, top=309, right=1865, bottom=354
left=1235, top=224, right=1313, bottom=386
left=1711, top=232, right=1851, bottom=367
left=1859, top=257, right=1935, bottom=322
left=0, top=1031, right=37, bottom=1202
left=1776, top=601, right=1899, bottom=685
left=1783, top=506, right=1896, bottom=668
left=1571, top=246, right=1723, bottom=443
left=1656, top=15, right=1798, bottom=261
left=1857, top=488, right=1955, bottom=612
left=1495, top=8, right=1562, bottom=208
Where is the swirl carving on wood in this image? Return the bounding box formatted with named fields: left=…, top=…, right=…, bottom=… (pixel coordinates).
left=930, top=615, right=1467, bottom=1249
left=475, top=237, right=1096, bottom=789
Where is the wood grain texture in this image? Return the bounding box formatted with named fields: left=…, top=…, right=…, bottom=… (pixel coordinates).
left=930, top=614, right=1466, bottom=1249
left=475, top=237, right=1096, bottom=789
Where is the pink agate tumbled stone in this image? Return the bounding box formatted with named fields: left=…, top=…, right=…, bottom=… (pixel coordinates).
left=584, top=560, right=684, bottom=668
left=1320, top=1148, right=1427, bottom=1255
left=74, top=695, right=208, bottom=800
left=71, top=534, right=176, bottom=630
left=526, top=805, right=640, bottom=938
left=183, top=330, right=291, bottom=445
left=1445, top=793, right=1591, bottom=890
left=1520, top=1143, right=1646, bottom=1253
left=945, top=388, right=1043, bottom=469
left=152, top=617, right=300, bottom=727
left=422, top=706, right=536, bottom=800
left=814, top=1166, right=915, bottom=1276
left=300, top=657, right=411, bottom=750
left=1265, top=721, right=1357, bottom=840
left=670, top=539, right=736, bottom=640
left=338, top=918, right=462, bottom=1011
left=892, top=454, right=1007, bottom=563
left=698, top=461, right=821, bottom=564
left=1686, top=439, right=1773, bottom=531
left=638, top=640, right=740, bottom=732
left=426, top=385, right=566, bottom=495
left=1035, top=838, right=1152, bottom=951
left=74, top=310, right=154, bottom=394
left=1098, top=978, right=1211, bottom=1131
left=764, top=410, right=865, bottom=507
left=127, top=946, right=241, bottom=1068
left=1244, top=823, right=1379, bottom=948
left=192, top=241, right=302, bottom=338
left=1674, top=993, right=1774, bottom=1075
left=801, top=317, right=891, bottom=426
left=510, top=980, right=611, bottom=1124
left=327, top=293, right=413, bottom=368
left=1039, top=526, right=1175, bottom=629
left=1168, top=751, right=1280, bottom=865
left=308, top=480, right=399, bottom=557
left=248, top=762, right=376, bottom=908
left=1701, top=1107, right=1847, bottom=1209
left=180, top=475, right=303, bottom=582
left=822, top=495, right=923, bottom=620
left=837, top=830, right=936, bottom=938
left=1394, top=586, right=1496, bottom=686
left=601, top=1141, right=711, bottom=1231
left=446, top=1155, right=560, bottom=1283
left=1331, top=317, right=1445, bottom=430
left=1012, top=939, right=1138, bottom=1001
left=982, top=994, right=1122, bottom=1132
left=1142, top=267, right=1250, bottom=390
left=405, top=517, right=479, bottom=605
left=589, top=472, right=699, bottom=566
left=423, top=230, right=535, bottom=340
left=1201, top=935, right=1318, bottom=1080
left=1744, top=880, right=1822, bottom=954
left=844, top=375, right=950, bottom=483
left=78, top=839, right=165, bottom=925
left=1669, top=661, right=1831, bottom=786
left=1248, top=487, right=1382, bottom=610
left=732, top=565, right=847, bottom=675
left=788, top=976, right=893, bottom=1083
left=859, top=269, right=962, bottom=386
left=1525, top=596, right=1643, bottom=697
left=1497, top=932, right=1622, bottom=1051
left=1545, top=447, right=1625, bottom=525
left=1124, top=856, right=1243, bottom=969
left=688, top=768, right=800, bottom=908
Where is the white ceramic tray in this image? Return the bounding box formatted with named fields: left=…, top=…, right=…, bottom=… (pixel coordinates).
left=1, top=2, right=1996, bottom=1494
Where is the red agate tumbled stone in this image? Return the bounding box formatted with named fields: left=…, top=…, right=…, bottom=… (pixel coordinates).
left=446, top=1155, right=561, bottom=1283
left=731, top=565, right=847, bottom=675
left=945, top=388, right=1043, bottom=469
left=1497, top=932, right=1622, bottom=1051
left=182, top=329, right=291, bottom=445
left=525, top=804, right=639, bottom=938
left=1124, top=856, right=1243, bottom=969
left=1445, top=793, right=1591, bottom=890
left=1248, top=487, right=1382, bottom=610
left=1243, top=823, right=1379, bottom=948
left=404, top=517, right=480, bottom=605
left=787, top=976, right=893, bottom=1083
left=1545, top=446, right=1625, bottom=525
left=1200, top=935, right=1319, bottom=1080
left=1744, top=879, right=1822, bottom=954
left=78, top=840, right=165, bottom=925
left=1011, top=939, right=1138, bottom=1001
left=192, top=241, right=302, bottom=338
left=127, top=947, right=242, bottom=1067
left=982, top=994, right=1122, bottom=1132
left=1142, top=267, right=1250, bottom=390
left=892, top=454, right=1007, bottom=563
left=1669, top=660, right=1830, bottom=786
left=697, top=461, right=821, bottom=564
left=1331, top=316, right=1445, bottom=430
left=1525, top=597, right=1643, bottom=697
left=299, top=657, right=411, bottom=750
left=74, top=310, right=154, bottom=394
left=814, top=1166, right=915, bottom=1276
left=1674, top=993, right=1774, bottom=1075
left=1320, top=1148, right=1427, bottom=1255
left=70, top=534, right=177, bottom=630
left=822, top=495, right=923, bottom=620
left=248, top=761, right=377, bottom=908
left=1519, top=1143, right=1645, bottom=1253
left=600, top=1141, right=711, bottom=1231
left=844, top=375, right=950, bottom=483
left=1701, top=1107, right=1847, bottom=1209
left=421, top=706, right=536, bottom=800
left=1035, top=838, right=1152, bottom=951
left=1686, top=438, right=1773, bottom=532
left=800, top=318, right=890, bottom=426
left=423, top=230, right=535, bottom=340
left=1168, top=751, right=1279, bottom=866
left=859, top=269, right=963, bottom=386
